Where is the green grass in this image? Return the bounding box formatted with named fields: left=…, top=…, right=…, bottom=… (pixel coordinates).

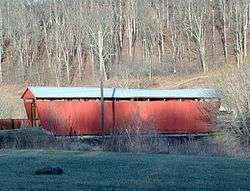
left=0, top=150, right=249, bottom=191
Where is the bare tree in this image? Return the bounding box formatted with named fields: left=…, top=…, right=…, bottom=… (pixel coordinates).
left=0, top=0, right=249, bottom=85
left=233, top=1, right=249, bottom=68
left=155, top=0, right=166, bottom=63
left=219, top=0, right=229, bottom=65
left=85, top=2, right=114, bottom=81
left=126, top=0, right=137, bottom=59
left=188, top=0, right=207, bottom=73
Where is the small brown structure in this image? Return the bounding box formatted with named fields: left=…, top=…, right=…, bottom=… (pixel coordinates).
left=0, top=119, right=30, bottom=130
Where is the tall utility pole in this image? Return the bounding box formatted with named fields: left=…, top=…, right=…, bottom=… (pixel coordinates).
left=100, top=61, right=105, bottom=141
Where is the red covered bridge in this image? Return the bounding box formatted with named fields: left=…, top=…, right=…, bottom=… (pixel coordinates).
left=21, top=87, right=221, bottom=136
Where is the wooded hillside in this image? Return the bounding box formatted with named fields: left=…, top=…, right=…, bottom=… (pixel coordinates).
left=0, top=0, right=249, bottom=86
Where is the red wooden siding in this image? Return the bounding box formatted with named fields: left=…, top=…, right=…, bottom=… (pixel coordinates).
left=0, top=119, right=31, bottom=130
left=24, top=101, right=33, bottom=124
left=21, top=89, right=35, bottom=99
left=34, top=100, right=220, bottom=136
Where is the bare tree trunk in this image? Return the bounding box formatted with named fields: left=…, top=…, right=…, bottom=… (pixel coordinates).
left=127, top=17, right=133, bottom=58
left=189, top=2, right=207, bottom=73
left=62, top=48, right=70, bottom=84
left=171, top=31, right=177, bottom=73
left=127, top=0, right=137, bottom=59
left=199, top=40, right=206, bottom=72
left=118, top=0, right=123, bottom=50
left=156, top=2, right=165, bottom=63
left=90, top=47, right=95, bottom=81
left=212, top=9, right=216, bottom=66
left=98, top=29, right=107, bottom=81
left=242, top=5, right=249, bottom=64
left=170, top=11, right=177, bottom=74
left=234, top=3, right=249, bottom=69
left=0, top=9, right=3, bottom=84
left=219, top=0, right=228, bottom=65
left=143, top=36, right=152, bottom=80
left=43, top=23, right=52, bottom=70
left=77, top=46, right=83, bottom=81
left=166, top=0, right=170, bottom=28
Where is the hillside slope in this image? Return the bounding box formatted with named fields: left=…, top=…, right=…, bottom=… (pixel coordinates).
left=0, top=70, right=219, bottom=119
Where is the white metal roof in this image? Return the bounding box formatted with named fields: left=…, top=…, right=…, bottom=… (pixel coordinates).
left=24, top=86, right=221, bottom=99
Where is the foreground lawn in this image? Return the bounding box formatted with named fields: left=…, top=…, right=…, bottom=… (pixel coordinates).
left=0, top=150, right=249, bottom=191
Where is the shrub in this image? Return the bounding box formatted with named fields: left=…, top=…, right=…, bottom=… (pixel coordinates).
left=0, top=128, right=93, bottom=151
left=103, top=117, right=162, bottom=153
left=0, top=95, right=13, bottom=118
left=216, top=65, right=250, bottom=145
left=102, top=115, right=247, bottom=157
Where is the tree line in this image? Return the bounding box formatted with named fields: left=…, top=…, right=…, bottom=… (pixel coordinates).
left=0, top=0, right=249, bottom=86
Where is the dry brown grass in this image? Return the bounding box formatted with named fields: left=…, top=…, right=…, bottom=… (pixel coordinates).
left=105, top=67, right=222, bottom=89
left=102, top=115, right=249, bottom=156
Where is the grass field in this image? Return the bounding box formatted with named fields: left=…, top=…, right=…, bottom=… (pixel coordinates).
left=0, top=150, right=249, bottom=191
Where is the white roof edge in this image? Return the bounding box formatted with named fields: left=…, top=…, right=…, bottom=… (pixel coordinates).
left=25, top=86, right=222, bottom=99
